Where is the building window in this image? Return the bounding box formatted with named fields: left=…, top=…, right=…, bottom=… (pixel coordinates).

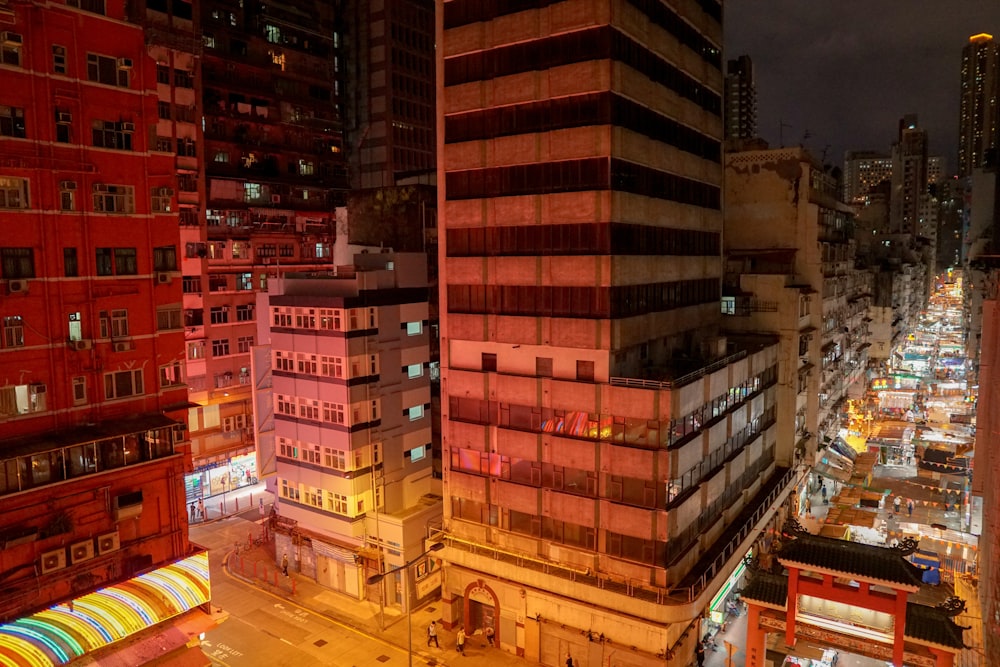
left=322, top=401, right=345, bottom=424
left=405, top=320, right=422, bottom=336
left=210, top=306, right=229, bottom=324
left=481, top=353, right=497, bottom=372
left=236, top=273, right=253, bottom=290
left=91, top=120, right=133, bottom=150
left=155, top=136, right=173, bottom=152
left=536, top=357, right=553, bottom=377
left=406, top=404, right=424, bottom=421
left=0, top=106, right=26, bottom=138
left=153, top=245, right=177, bottom=271
left=0, top=177, right=29, bottom=209
left=243, top=182, right=262, bottom=201
left=92, top=184, right=134, bottom=213
left=94, top=248, right=114, bottom=276
left=213, top=150, right=230, bottom=163
left=328, top=492, right=348, bottom=514
left=151, top=187, right=173, bottom=212
left=406, top=363, right=423, bottom=379
left=409, top=446, right=426, bottom=462
left=114, top=248, right=137, bottom=275
left=3, top=316, right=24, bottom=348
left=86, top=53, right=128, bottom=87
left=64, top=248, right=78, bottom=277
left=182, top=276, right=202, bottom=293
left=576, top=360, right=595, bottom=382
left=212, top=339, right=230, bottom=356
left=72, top=376, right=87, bottom=405
left=156, top=307, right=182, bottom=330
left=156, top=64, right=170, bottom=84
left=1, top=34, right=22, bottom=66
left=237, top=335, right=253, bottom=353
left=236, top=304, right=254, bottom=321
left=67, top=0, right=105, bottom=15
left=55, top=113, right=71, bottom=143
left=99, top=309, right=129, bottom=338
left=59, top=181, right=76, bottom=210
left=174, top=69, right=193, bottom=88
left=104, top=369, right=143, bottom=399
left=188, top=341, right=205, bottom=359
left=1, top=247, right=35, bottom=278
left=159, top=361, right=183, bottom=387
left=0, top=383, right=46, bottom=416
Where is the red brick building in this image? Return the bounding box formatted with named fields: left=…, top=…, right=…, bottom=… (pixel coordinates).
left=0, top=0, right=206, bottom=657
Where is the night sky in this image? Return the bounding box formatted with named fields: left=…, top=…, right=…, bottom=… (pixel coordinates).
left=724, top=0, right=1000, bottom=173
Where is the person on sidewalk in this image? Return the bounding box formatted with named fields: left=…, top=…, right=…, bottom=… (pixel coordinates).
left=281, top=552, right=289, bottom=576
left=805, top=498, right=812, bottom=518
left=484, top=625, right=494, bottom=647
left=456, top=627, right=466, bottom=655
left=907, top=498, right=914, bottom=517
left=198, top=498, right=205, bottom=520
left=190, top=503, right=196, bottom=522
left=566, top=653, right=574, bottom=667
left=695, top=641, right=705, bottom=667
left=894, top=496, right=901, bottom=514
left=427, top=621, right=439, bottom=648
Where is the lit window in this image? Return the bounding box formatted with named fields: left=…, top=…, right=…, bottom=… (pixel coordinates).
left=406, top=321, right=423, bottom=336
left=407, top=404, right=424, bottom=421
left=409, top=446, right=425, bottom=462
left=406, top=363, right=423, bottom=379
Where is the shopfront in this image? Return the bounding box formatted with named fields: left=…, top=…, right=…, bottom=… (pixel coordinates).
left=184, top=449, right=258, bottom=502
left=709, top=548, right=752, bottom=625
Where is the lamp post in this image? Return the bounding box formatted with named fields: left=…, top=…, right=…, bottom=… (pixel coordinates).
left=366, top=542, right=444, bottom=667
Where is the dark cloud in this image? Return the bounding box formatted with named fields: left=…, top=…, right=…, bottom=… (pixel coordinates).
left=724, top=0, right=1000, bottom=171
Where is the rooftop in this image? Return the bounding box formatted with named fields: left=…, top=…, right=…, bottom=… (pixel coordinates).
left=777, top=533, right=925, bottom=588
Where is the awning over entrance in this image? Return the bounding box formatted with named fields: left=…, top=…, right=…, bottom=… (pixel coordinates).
left=0, top=552, right=210, bottom=665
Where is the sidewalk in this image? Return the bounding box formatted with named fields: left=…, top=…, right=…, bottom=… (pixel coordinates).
left=192, top=510, right=529, bottom=667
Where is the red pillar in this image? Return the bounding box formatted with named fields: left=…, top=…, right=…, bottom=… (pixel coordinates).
left=929, top=647, right=955, bottom=667
left=892, top=590, right=908, bottom=667
left=744, top=604, right=766, bottom=667
left=785, top=567, right=799, bottom=646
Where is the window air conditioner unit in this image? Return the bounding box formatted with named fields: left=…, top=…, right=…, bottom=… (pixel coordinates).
left=56, top=112, right=73, bottom=124
left=70, top=339, right=92, bottom=351
left=40, top=549, right=67, bottom=574
left=120, top=121, right=135, bottom=132
left=156, top=272, right=172, bottom=284
left=69, top=540, right=95, bottom=564
left=7, top=279, right=27, bottom=294
left=117, top=57, right=133, bottom=69
left=59, top=180, right=77, bottom=190
left=113, top=341, right=131, bottom=352
left=1, top=32, right=23, bottom=45
left=96, top=531, right=120, bottom=555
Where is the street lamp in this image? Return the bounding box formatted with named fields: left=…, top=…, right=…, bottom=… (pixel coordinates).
left=366, top=542, right=444, bottom=667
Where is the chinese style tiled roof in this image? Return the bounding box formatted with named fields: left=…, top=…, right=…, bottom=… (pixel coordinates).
left=905, top=603, right=968, bottom=649
left=741, top=571, right=788, bottom=607
left=777, top=533, right=925, bottom=587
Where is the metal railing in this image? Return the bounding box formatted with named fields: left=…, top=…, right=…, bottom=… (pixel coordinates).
left=610, top=349, right=748, bottom=391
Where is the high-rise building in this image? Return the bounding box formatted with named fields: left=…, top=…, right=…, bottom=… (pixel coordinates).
left=725, top=54, right=756, bottom=141
left=255, top=252, right=440, bottom=610
left=843, top=150, right=893, bottom=205
left=183, top=0, right=349, bottom=503
left=343, top=0, right=436, bottom=189
left=0, top=0, right=211, bottom=658
left=437, top=3, right=794, bottom=665
left=959, top=33, right=999, bottom=177
left=890, top=114, right=929, bottom=236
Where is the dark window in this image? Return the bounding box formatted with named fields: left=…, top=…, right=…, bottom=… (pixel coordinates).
left=86, top=53, right=127, bottom=87
left=481, top=353, right=497, bottom=372
left=156, top=64, right=170, bottom=84
left=576, top=361, right=594, bottom=382
left=67, top=0, right=106, bottom=14
left=95, top=248, right=113, bottom=276
left=536, top=357, right=552, bottom=377
left=91, top=120, right=133, bottom=150
left=153, top=246, right=177, bottom=271
left=114, top=248, right=137, bottom=275
left=0, top=106, right=26, bottom=138
left=64, top=248, right=78, bottom=277
left=0, top=248, right=35, bottom=278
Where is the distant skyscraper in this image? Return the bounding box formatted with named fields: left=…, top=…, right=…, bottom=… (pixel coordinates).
left=725, top=55, right=757, bottom=140
left=843, top=150, right=893, bottom=204
left=959, top=33, right=1000, bottom=176
left=890, top=114, right=929, bottom=236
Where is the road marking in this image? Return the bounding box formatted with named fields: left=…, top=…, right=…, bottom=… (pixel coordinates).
left=280, top=638, right=293, bottom=646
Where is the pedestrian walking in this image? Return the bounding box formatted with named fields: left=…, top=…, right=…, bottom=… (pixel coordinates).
left=484, top=625, right=494, bottom=647
left=189, top=503, right=196, bottom=522
left=281, top=552, right=289, bottom=576
left=805, top=498, right=812, bottom=518
left=427, top=621, right=440, bottom=647
left=566, top=653, right=574, bottom=667
left=821, top=485, right=827, bottom=503
left=695, top=641, right=705, bottom=667
left=907, top=499, right=914, bottom=517
left=258, top=498, right=266, bottom=520
left=197, top=498, right=205, bottom=520
left=894, top=496, right=901, bottom=513
left=456, top=627, right=466, bottom=655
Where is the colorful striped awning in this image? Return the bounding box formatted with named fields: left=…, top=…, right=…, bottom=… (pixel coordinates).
left=0, top=551, right=210, bottom=667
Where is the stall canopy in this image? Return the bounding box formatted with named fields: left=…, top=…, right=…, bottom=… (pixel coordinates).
left=910, top=549, right=941, bottom=585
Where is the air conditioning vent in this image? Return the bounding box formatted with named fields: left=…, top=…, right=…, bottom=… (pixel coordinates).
left=96, top=531, right=120, bottom=555
left=117, top=57, right=133, bottom=69
left=56, top=112, right=73, bottom=124
left=40, top=549, right=67, bottom=574
left=7, top=279, right=27, bottom=294
left=69, top=541, right=95, bottom=564
left=113, top=341, right=132, bottom=352
left=59, top=180, right=77, bottom=190
left=156, top=272, right=172, bottom=285
left=120, top=121, right=135, bottom=132
left=69, top=339, right=92, bottom=351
